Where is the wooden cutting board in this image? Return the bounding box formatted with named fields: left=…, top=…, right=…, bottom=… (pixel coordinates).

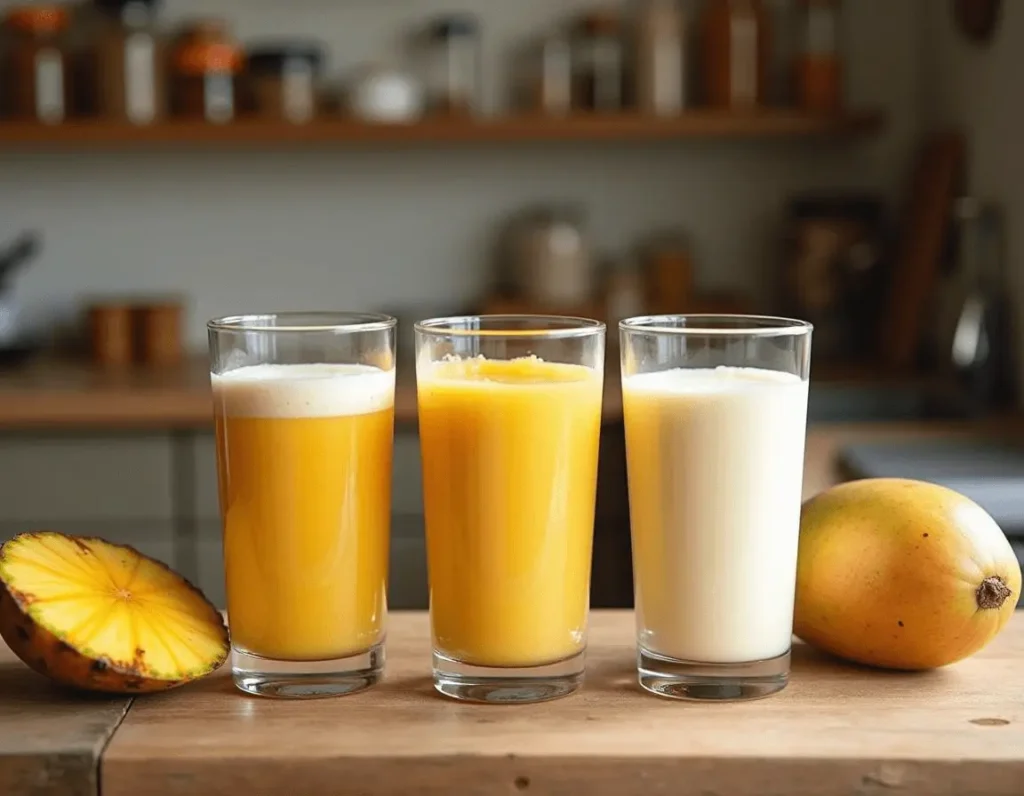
left=880, top=131, right=967, bottom=370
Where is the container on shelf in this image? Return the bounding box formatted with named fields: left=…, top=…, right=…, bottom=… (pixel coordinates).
left=518, top=31, right=573, bottom=116
left=423, top=13, right=482, bottom=117
left=572, top=10, right=626, bottom=112
left=635, top=0, right=688, bottom=116
left=4, top=5, right=72, bottom=124
left=795, top=0, right=842, bottom=113
left=508, top=204, right=595, bottom=309
left=347, top=62, right=424, bottom=123
left=171, top=19, right=243, bottom=123
left=638, top=231, right=694, bottom=314
left=88, top=302, right=134, bottom=368
left=134, top=299, right=183, bottom=367
left=701, top=0, right=770, bottom=110
left=87, top=0, right=167, bottom=124
left=245, top=41, right=324, bottom=123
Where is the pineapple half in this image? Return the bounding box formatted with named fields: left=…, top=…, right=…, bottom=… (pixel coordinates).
left=0, top=531, right=229, bottom=694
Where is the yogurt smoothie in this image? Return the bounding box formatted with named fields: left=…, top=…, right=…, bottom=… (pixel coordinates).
left=622, top=365, right=809, bottom=664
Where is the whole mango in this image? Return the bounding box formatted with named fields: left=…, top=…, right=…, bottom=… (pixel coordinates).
left=794, top=478, right=1021, bottom=670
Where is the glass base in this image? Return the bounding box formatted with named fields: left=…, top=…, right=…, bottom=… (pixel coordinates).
left=231, top=642, right=384, bottom=699
left=432, top=649, right=585, bottom=704
left=637, top=646, right=790, bottom=702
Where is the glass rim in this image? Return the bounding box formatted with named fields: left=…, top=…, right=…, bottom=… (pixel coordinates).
left=207, top=311, right=397, bottom=334
left=415, top=314, right=606, bottom=340
left=619, top=314, right=813, bottom=338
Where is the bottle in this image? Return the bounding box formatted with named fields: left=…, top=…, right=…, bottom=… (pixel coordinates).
left=635, top=0, right=687, bottom=116
left=701, top=0, right=770, bottom=110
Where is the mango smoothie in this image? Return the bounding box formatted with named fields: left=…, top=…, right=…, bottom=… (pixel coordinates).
left=417, top=355, right=603, bottom=668
left=212, top=363, right=394, bottom=662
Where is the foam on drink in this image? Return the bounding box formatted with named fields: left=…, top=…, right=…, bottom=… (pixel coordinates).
left=211, top=363, right=395, bottom=418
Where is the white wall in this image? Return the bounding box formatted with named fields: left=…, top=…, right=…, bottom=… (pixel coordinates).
left=922, top=2, right=1024, bottom=396
left=0, top=0, right=924, bottom=349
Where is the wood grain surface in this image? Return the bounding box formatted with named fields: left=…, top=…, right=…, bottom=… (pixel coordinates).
left=0, top=644, right=131, bottom=796
left=101, top=611, right=1024, bottom=796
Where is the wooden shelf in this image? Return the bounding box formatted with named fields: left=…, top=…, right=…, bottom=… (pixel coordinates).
left=0, top=109, right=884, bottom=149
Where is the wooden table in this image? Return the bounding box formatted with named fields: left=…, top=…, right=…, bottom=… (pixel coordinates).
left=3, top=612, right=1023, bottom=796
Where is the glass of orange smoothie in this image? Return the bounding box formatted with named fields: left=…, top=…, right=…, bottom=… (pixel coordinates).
left=415, top=315, right=605, bottom=704
left=208, top=312, right=396, bottom=699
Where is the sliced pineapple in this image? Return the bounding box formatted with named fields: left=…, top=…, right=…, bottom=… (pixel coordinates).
left=0, top=531, right=229, bottom=694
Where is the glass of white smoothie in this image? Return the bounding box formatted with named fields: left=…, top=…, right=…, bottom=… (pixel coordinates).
left=619, top=314, right=812, bottom=701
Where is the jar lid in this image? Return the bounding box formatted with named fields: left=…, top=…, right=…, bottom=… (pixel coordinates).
left=427, top=13, right=480, bottom=39
left=577, top=10, right=622, bottom=37
left=175, top=17, right=229, bottom=43
left=247, top=41, right=325, bottom=74
left=94, top=0, right=159, bottom=15
left=5, top=5, right=70, bottom=33
left=175, top=40, right=244, bottom=75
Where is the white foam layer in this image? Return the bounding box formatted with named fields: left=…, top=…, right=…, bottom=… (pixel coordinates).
left=211, top=363, right=395, bottom=419
left=624, top=366, right=804, bottom=396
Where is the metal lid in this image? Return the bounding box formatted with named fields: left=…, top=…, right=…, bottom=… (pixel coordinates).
left=247, top=41, right=326, bottom=73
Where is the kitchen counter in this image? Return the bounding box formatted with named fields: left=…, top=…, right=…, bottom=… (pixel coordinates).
left=2, top=610, right=1022, bottom=796
left=0, top=357, right=625, bottom=429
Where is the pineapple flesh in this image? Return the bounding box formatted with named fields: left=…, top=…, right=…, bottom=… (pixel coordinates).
left=0, top=531, right=229, bottom=694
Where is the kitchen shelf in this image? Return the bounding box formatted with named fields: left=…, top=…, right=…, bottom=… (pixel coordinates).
left=0, top=109, right=884, bottom=149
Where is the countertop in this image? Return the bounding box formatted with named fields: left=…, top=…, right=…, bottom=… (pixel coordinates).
left=0, top=357, right=625, bottom=429
left=0, top=355, right=1010, bottom=432
left=2, top=611, right=1022, bottom=796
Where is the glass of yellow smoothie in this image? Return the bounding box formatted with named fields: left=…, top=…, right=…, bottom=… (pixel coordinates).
left=415, top=315, right=605, bottom=704
left=620, top=314, right=812, bottom=702
left=208, top=312, right=396, bottom=699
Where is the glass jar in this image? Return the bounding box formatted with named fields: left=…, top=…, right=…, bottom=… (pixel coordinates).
left=701, top=0, right=770, bottom=109
left=572, top=11, right=625, bottom=113
left=516, top=31, right=572, bottom=116
left=635, top=0, right=687, bottom=116
left=796, top=0, right=842, bottom=113
left=171, top=19, right=242, bottom=123
left=4, top=5, right=71, bottom=124
left=89, top=0, right=167, bottom=124
left=423, top=13, right=481, bottom=116
left=245, top=43, right=323, bottom=123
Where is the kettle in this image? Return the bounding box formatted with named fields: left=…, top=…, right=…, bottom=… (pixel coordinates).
left=0, top=232, right=41, bottom=355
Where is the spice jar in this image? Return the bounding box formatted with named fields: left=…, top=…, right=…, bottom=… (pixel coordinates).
left=795, top=0, right=842, bottom=113
left=424, top=14, right=481, bottom=116
left=518, top=32, right=572, bottom=116
left=4, top=5, right=71, bottom=124
left=701, top=0, right=770, bottom=110
left=572, top=11, right=625, bottom=112
left=88, top=302, right=134, bottom=368
left=246, top=42, right=323, bottom=123
left=89, top=0, right=167, bottom=124
left=134, top=299, right=183, bottom=367
left=172, top=19, right=242, bottom=123
left=635, top=0, right=687, bottom=116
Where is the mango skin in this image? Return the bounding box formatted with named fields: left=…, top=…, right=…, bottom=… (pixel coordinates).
left=794, top=478, right=1022, bottom=671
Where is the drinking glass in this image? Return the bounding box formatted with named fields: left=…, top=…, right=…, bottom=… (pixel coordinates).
left=619, top=314, right=813, bottom=701
left=208, top=312, right=397, bottom=699
left=415, top=315, right=605, bottom=703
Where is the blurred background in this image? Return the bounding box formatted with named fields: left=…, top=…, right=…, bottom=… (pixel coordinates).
left=0, top=0, right=1020, bottom=610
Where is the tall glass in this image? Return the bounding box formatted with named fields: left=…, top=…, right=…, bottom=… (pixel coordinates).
left=208, top=312, right=396, bottom=699
left=620, top=315, right=812, bottom=701
left=415, top=315, right=605, bottom=704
